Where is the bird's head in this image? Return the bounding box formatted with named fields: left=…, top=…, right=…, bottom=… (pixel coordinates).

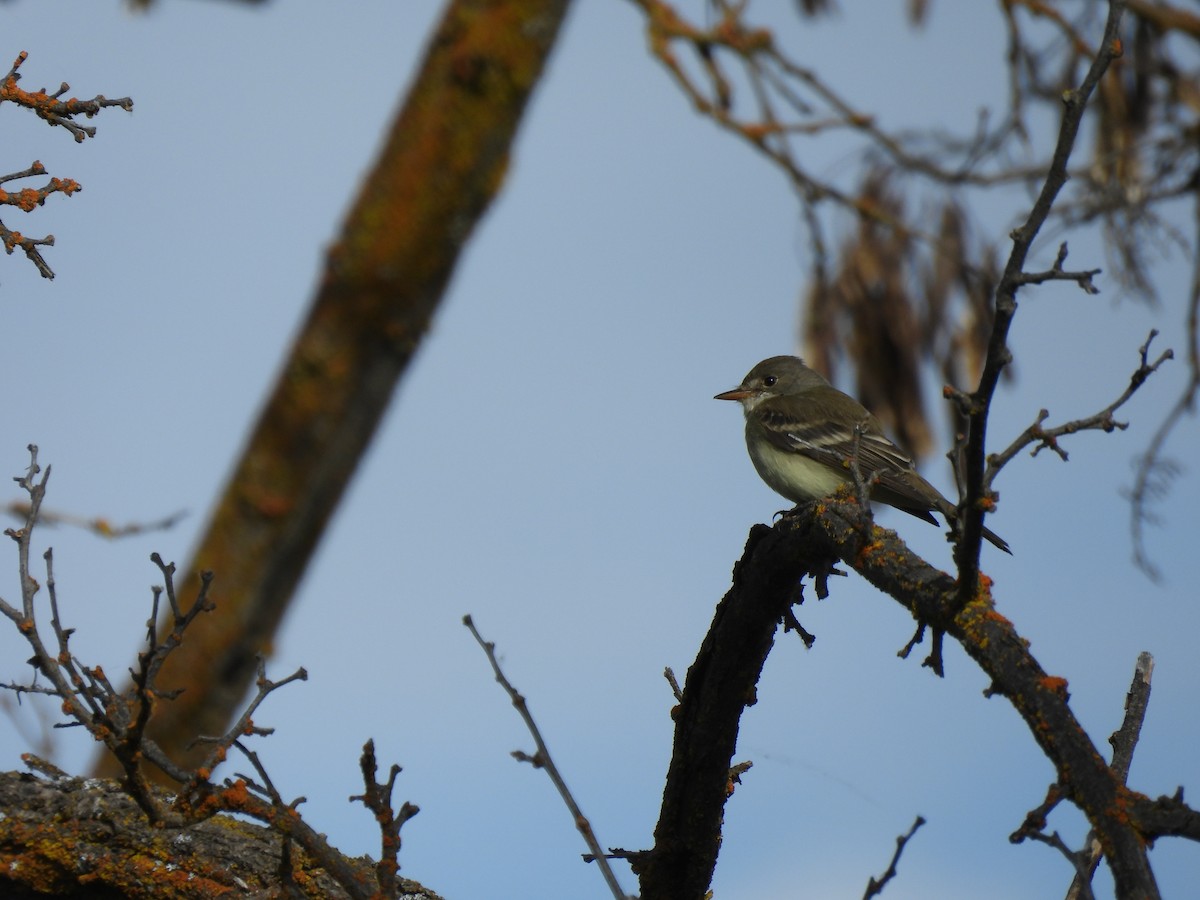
left=714, top=356, right=830, bottom=410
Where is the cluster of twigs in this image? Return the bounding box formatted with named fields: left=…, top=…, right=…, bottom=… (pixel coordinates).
left=0, top=51, right=132, bottom=279
left=0, top=446, right=424, bottom=899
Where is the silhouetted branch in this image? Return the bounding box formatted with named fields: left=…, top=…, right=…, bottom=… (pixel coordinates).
left=985, top=330, right=1172, bottom=481
left=1065, top=652, right=1155, bottom=899
left=464, top=615, right=630, bottom=900
left=1012, top=241, right=1101, bottom=293
left=639, top=515, right=841, bottom=900
left=957, top=0, right=1128, bottom=598
left=805, top=491, right=1169, bottom=898
left=863, top=816, right=926, bottom=900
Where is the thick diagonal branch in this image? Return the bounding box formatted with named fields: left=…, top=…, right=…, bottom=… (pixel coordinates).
left=96, top=0, right=573, bottom=778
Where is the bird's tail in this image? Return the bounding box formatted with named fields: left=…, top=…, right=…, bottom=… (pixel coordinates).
left=935, top=498, right=1012, bottom=555
left=981, top=524, right=1012, bottom=555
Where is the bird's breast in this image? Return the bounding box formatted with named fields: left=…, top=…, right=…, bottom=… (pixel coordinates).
left=746, top=429, right=849, bottom=503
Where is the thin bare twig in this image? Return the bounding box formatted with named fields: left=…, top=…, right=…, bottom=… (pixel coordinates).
left=464, top=614, right=630, bottom=900
left=1065, top=652, right=1155, bottom=899
left=863, top=816, right=926, bottom=900
left=663, top=667, right=684, bottom=703
left=1, top=500, right=186, bottom=537
left=985, top=330, right=1172, bottom=482
left=1012, top=241, right=1102, bottom=293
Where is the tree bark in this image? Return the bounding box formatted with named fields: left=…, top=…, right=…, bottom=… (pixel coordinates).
left=94, top=0, right=574, bottom=779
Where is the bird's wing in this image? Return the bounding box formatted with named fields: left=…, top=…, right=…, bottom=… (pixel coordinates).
left=757, top=395, right=943, bottom=524
left=757, top=399, right=917, bottom=479
left=754, top=392, right=1011, bottom=552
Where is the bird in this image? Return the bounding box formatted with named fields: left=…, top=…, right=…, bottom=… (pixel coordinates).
left=715, top=355, right=1011, bottom=554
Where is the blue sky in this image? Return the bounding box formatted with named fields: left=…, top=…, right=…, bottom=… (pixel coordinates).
left=1, top=2, right=1197, bottom=898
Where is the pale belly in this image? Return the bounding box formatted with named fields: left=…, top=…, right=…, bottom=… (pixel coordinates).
left=747, top=438, right=848, bottom=503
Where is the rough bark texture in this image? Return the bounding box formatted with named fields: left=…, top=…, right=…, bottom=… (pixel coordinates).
left=0, top=769, right=442, bottom=899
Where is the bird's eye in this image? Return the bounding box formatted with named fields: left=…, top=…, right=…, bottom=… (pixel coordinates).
left=763, top=375, right=777, bottom=387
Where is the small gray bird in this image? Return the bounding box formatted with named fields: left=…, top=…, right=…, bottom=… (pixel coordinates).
left=716, top=355, right=1011, bottom=554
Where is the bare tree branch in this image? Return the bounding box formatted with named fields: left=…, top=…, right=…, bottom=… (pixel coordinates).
left=985, top=330, right=1172, bottom=480
left=465, top=615, right=631, bottom=900
left=0, top=52, right=132, bottom=279
left=1, top=447, right=429, bottom=899
left=1065, top=652, right=1155, bottom=899
left=863, top=816, right=926, bottom=900
left=956, top=0, right=1128, bottom=599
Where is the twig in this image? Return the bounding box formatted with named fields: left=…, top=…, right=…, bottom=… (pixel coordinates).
left=1022, top=828, right=1097, bottom=891
left=863, top=815, right=925, bottom=900
left=956, top=0, right=1128, bottom=598
left=1011, top=781, right=1066, bottom=846
left=0, top=53, right=132, bottom=279
left=1, top=500, right=186, bottom=537
left=464, top=614, right=629, bottom=900
left=350, top=739, right=420, bottom=898
left=0, top=51, right=133, bottom=141
left=1012, top=241, right=1101, bottom=293
left=1065, top=652, right=1155, bottom=900
left=985, top=330, right=1172, bottom=481
left=663, top=667, right=683, bottom=703
left=1127, top=191, right=1200, bottom=580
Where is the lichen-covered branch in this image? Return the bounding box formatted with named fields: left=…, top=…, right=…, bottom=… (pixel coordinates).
left=0, top=769, right=442, bottom=899
left=1, top=448, right=427, bottom=899
left=642, top=494, right=1179, bottom=899
left=0, top=52, right=132, bottom=280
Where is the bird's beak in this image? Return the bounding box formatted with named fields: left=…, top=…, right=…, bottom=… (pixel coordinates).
left=714, top=387, right=753, bottom=401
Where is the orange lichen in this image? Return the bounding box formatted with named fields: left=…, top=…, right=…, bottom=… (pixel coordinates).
left=219, top=778, right=250, bottom=808
left=1039, top=675, right=1070, bottom=699
left=983, top=609, right=1010, bottom=626
left=855, top=539, right=885, bottom=564
left=50, top=177, right=81, bottom=196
